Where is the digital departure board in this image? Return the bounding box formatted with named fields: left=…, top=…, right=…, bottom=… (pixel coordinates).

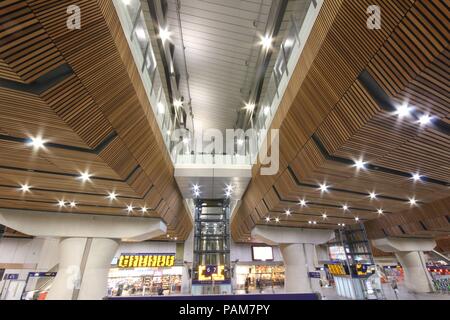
left=326, top=263, right=348, bottom=276
left=118, top=254, right=175, bottom=268
left=198, top=265, right=225, bottom=281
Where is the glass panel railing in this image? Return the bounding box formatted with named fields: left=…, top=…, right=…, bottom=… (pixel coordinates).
left=113, top=0, right=174, bottom=152
left=251, top=0, right=324, bottom=161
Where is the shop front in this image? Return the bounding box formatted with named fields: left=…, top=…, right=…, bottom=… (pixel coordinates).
left=234, top=264, right=285, bottom=294
left=107, top=253, right=183, bottom=297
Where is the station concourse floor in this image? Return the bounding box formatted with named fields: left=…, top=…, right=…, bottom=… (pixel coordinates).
left=321, top=283, right=450, bottom=300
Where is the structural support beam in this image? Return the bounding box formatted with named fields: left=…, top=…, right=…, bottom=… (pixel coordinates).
left=252, top=226, right=334, bottom=293
left=372, top=237, right=436, bottom=293
left=0, top=209, right=167, bottom=299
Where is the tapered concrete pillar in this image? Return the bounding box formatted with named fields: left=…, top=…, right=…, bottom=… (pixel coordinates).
left=373, top=237, right=436, bottom=293
left=252, top=226, right=334, bottom=294
left=0, top=209, right=167, bottom=300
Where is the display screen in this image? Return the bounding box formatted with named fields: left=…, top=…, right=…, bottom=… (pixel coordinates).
left=329, top=246, right=346, bottom=260
left=117, top=254, right=175, bottom=268
left=252, top=246, right=274, bottom=261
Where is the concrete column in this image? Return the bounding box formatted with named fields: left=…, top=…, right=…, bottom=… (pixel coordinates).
left=395, top=251, right=433, bottom=293
left=251, top=226, right=334, bottom=294
left=47, top=238, right=119, bottom=300
left=373, top=237, right=436, bottom=294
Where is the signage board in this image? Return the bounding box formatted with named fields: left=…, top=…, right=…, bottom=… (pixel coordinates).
left=117, top=253, right=175, bottom=268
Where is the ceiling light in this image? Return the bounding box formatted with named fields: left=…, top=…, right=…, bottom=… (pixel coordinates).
left=265, top=217, right=270, bottom=222
left=319, top=183, right=329, bottom=192
left=69, top=201, right=77, bottom=208
left=308, top=221, right=312, bottom=224
left=322, top=213, right=327, bottom=219
left=225, top=191, right=232, bottom=198
left=264, top=107, right=271, bottom=116
left=369, top=192, right=377, bottom=200
left=159, top=27, right=171, bottom=43
left=27, top=136, right=46, bottom=150
left=377, top=209, right=384, bottom=215
left=353, top=158, right=367, bottom=170
left=157, top=103, right=165, bottom=114
left=174, top=99, right=183, bottom=108
left=107, top=192, right=118, bottom=200
left=313, top=221, right=317, bottom=225
left=299, top=199, right=307, bottom=207
left=237, top=139, right=244, bottom=146
left=275, top=217, right=280, bottom=223
left=225, top=184, right=234, bottom=192
left=285, top=209, right=291, bottom=216
left=19, top=184, right=31, bottom=192
left=194, top=191, right=200, bottom=198
left=166, top=234, right=170, bottom=238
left=183, top=137, right=190, bottom=144
left=395, top=103, right=412, bottom=118
left=141, top=206, right=148, bottom=213
left=355, top=217, right=360, bottom=221
left=409, top=197, right=417, bottom=206
left=343, top=205, right=349, bottom=211
left=411, top=173, right=422, bottom=182
left=244, top=102, right=255, bottom=113
left=126, top=205, right=134, bottom=213
left=174, top=237, right=178, bottom=241
left=166, top=130, right=171, bottom=136
left=418, top=114, right=432, bottom=126
left=261, top=35, right=273, bottom=50
left=57, top=200, right=66, bottom=208
left=78, top=171, right=92, bottom=182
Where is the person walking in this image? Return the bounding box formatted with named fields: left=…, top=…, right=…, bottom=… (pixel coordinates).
left=391, top=278, right=399, bottom=300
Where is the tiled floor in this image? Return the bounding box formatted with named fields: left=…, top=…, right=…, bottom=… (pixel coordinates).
left=321, top=283, right=450, bottom=300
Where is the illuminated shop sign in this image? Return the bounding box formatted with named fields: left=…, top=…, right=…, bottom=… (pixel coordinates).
left=118, top=253, right=175, bottom=268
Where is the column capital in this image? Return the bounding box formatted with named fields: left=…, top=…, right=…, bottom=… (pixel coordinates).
left=372, top=237, right=436, bottom=253
left=251, top=225, right=334, bottom=245
left=0, top=209, right=166, bottom=241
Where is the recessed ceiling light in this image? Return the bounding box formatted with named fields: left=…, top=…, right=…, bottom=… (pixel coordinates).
left=166, top=234, right=170, bottom=238
left=355, top=217, right=360, bottom=221
left=194, top=190, right=200, bottom=198
left=244, top=102, right=255, bottom=113
left=353, top=158, right=367, bottom=170
left=159, top=26, right=171, bottom=43
left=395, top=103, right=412, bottom=118
left=369, top=192, right=377, bottom=200
left=27, top=136, right=46, bottom=150
left=319, top=183, right=329, bottom=193
left=308, top=221, right=312, bottom=224
left=174, top=237, right=178, bottom=241
left=411, top=173, right=422, bottom=182
left=107, top=192, right=118, bottom=200
left=225, top=184, right=234, bottom=192
left=299, top=199, right=307, bottom=207
left=141, top=206, right=148, bottom=213
left=225, top=191, right=232, bottom=198
left=409, top=197, right=417, bottom=206
left=166, top=130, right=171, bottom=136
left=69, top=201, right=76, bottom=208
left=285, top=209, right=291, bottom=216
left=174, top=99, right=183, bottom=108
left=265, top=217, right=270, bottom=222
left=322, top=213, right=327, bottom=219
left=260, top=35, right=273, bottom=50
left=237, top=139, right=244, bottom=146
left=275, top=217, right=280, bottom=223
left=57, top=200, right=66, bottom=208
left=343, top=205, right=349, bottom=211
left=418, top=114, right=432, bottom=126
left=193, top=184, right=200, bottom=192
left=264, top=107, right=271, bottom=116
left=183, top=137, right=190, bottom=144
left=377, top=209, right=384, bottom=215
left=313, top=221, right=317, bottom=225
left=19, top=184, right=31, bottom=192
left=126, top=205, right=134, bottom=213
left=78, top=171, right=92, bottom=182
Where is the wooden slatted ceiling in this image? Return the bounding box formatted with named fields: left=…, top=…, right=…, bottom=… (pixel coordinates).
left=0, top=0, right=192, bottom=240
left=232, top=0, right=449, bottom=242
left=0, top=0, right=66, bottom=83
